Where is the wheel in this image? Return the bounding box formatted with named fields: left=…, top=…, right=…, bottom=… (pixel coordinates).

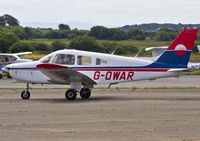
left=65, top=89, right=77, bottom=100
left=21, top=90, right=31, bottom=100
left=80, top=88, right=91, bottom=99
left=0, top=74, right=2, bottom=79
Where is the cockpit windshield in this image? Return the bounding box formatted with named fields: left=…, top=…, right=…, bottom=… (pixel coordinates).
left=51, top=54, right=75, bottom=65
left=40, top=54, right=53, bottom=63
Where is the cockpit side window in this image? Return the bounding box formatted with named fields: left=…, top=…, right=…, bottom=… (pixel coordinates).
left=52, top=54, right=75, bottom=65
left=77, top=56, right=92, bottom=65
left=96, top=58, right=108, bottom=65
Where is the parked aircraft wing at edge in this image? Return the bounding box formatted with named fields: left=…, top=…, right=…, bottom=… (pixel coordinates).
left=144, top=46, right=200, bottom=70
left=0, top=52, right=32, bottom=56
left=145, top=46, right=168, bottom=52
left=146, top=45, right=200, bottom=58
left=145, top=46, right=167, bottom=57
left=14, top=52, right=32, bottom=56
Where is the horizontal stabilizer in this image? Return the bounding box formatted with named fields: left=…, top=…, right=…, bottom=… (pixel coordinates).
left=167, top=69, right=188, bottom=72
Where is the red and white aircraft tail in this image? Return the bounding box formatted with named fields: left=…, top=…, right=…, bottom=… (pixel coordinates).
left=155, top=29, right=197, bottom=67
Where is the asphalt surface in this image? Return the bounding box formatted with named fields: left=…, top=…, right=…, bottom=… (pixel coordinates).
left=0, top=76, right=200, bottom=141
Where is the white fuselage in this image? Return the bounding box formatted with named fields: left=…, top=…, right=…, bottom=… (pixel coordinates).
left=6, top=61, right=49, bottom=83
left=6, top=49, right=180, bottom=85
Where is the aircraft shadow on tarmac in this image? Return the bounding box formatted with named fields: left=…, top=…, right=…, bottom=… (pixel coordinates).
left=1, top=96, right=200, bottom=104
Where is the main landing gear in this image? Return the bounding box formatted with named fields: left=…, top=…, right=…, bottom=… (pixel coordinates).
left=80, top=88, right=91, bottom=99
left=65, top=89, right=77, bottom=100
left=65, top=88, right=91, bottom=100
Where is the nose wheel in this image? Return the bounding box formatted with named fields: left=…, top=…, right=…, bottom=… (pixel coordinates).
left=21, top=83, right=31, bottom=100
left=21, top=90, right=31, bottom=100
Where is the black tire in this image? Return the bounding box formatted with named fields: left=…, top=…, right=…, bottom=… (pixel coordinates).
left=0, top=74, right=2, bottom=79
left=65, top=89, right=77, bottom=100
left=80, top=88, right=91, bottom=99
left=21, top=90, right=31, bottom=100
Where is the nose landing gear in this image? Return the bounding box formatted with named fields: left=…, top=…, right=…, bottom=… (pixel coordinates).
left=21, top=90, right=31, bottom=100
left=21, top=83, right=31, bottom=100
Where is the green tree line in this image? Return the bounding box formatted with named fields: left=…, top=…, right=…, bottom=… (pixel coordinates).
left=0, top=14, right=186, bottom=41
left=1, top=24, right=180, bottom=41
left=0, top=32, right=139, bottom=56
left=0, top=14, right=199, bottom=55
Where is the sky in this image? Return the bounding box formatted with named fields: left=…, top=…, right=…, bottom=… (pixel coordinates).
left=0, top=0, right=199, bottom=29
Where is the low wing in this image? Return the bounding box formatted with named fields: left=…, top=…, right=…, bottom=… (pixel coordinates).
left=37, top=63, right=96, bottom=85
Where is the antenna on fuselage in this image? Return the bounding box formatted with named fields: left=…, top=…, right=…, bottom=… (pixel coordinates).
left=134, top=50, right=141, bottom=57
left=111, top=48, right=118, bottom=55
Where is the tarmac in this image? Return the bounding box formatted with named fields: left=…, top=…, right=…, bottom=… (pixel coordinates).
left=0, top=76, right=200, bottom=141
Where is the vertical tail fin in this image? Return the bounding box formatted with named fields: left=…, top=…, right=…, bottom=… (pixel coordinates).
left=156, top=29, right=198, bottom=67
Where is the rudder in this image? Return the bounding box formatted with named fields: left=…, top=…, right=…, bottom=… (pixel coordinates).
left=156, top=29, right=198, bottom=67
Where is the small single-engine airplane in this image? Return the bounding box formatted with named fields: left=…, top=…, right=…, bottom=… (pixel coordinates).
left=3, top=29, right=198, bottom=100
left=0, top=52, right=32, bottom=79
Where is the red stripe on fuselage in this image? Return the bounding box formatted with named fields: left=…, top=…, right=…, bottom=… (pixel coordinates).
left=75, top=68, right=169, bottom=72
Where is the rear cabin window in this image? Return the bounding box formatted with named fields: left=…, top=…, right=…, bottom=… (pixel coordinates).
left=52, top=54, right=75, bottom=65
left=77, top=56, right=92, bottom=65
left=96, top=58, right=108, bottom=65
